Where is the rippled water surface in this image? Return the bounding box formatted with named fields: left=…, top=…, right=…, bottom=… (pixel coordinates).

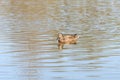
left=0, top=0, right=120, bottom=80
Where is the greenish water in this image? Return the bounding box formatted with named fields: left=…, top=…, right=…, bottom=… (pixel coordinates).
left=0, top=0, right=120, bottom=80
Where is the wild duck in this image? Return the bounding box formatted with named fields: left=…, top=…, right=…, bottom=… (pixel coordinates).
left=57, top=33, right=79, bottom=44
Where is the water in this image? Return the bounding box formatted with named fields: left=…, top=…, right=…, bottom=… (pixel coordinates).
left=0, top=0, right=120, bottom=80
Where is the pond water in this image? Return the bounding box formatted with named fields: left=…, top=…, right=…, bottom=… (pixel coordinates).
left=0, top=0, right=120, bottom=80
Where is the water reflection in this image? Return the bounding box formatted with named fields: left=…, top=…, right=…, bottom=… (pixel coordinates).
left=0, top=0, right=120, bottom=80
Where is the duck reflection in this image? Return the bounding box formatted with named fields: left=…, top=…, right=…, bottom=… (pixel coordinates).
left=57, top=33, right=79, bottom=49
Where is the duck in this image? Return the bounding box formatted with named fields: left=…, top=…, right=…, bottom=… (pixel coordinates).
left=57, top=33, right=79, bottom=44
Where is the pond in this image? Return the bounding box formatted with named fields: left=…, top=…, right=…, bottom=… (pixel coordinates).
left=0, top=0, right=120, bottom=80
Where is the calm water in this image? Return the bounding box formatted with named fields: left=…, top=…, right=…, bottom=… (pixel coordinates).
left=0, top=0, right=120, bottom=80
